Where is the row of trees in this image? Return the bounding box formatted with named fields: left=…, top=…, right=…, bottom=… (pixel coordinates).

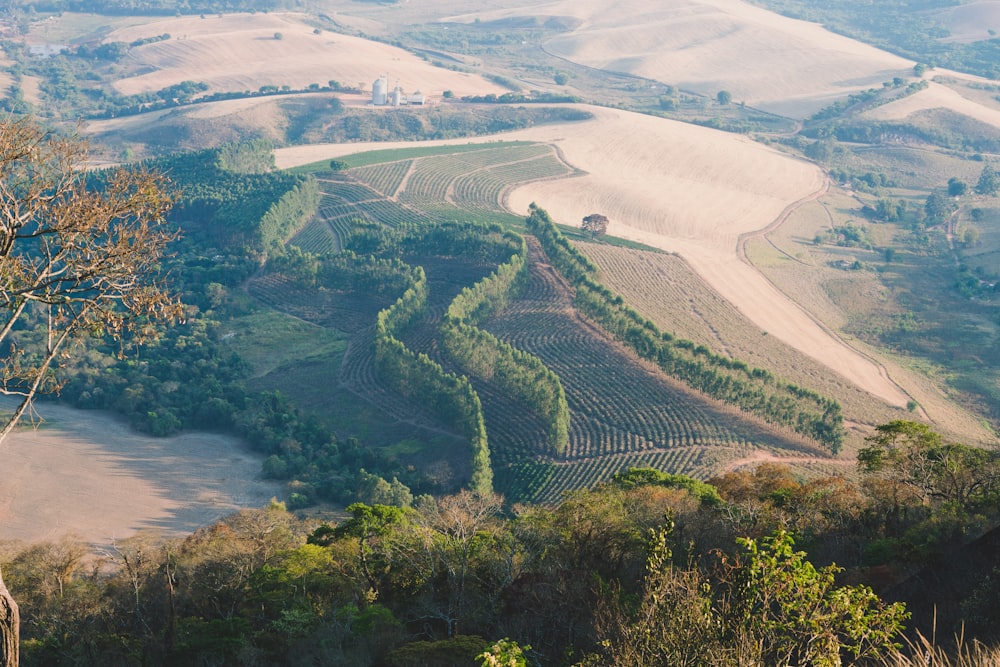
left=373, top=266, right=493, bottom=495
left=441, top=231, right=570, bottom=455
left=526, top=205, right=845, bottom=450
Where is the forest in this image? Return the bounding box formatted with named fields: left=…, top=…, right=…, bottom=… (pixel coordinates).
left=4, top=418, right=1000, bottom=665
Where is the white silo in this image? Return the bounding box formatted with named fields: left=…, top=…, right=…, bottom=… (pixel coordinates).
left=372, top=76, right=388, bottom=105
left=392, top=84, right=403, bottom=106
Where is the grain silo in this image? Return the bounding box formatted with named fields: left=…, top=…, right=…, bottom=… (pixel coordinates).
left=392, top=83, right=403, bottom=107
left=372, top=76, right=388, bottom=105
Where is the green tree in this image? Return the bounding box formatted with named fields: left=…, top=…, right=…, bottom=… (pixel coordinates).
left=582, top=213, right=609, bottom=238
left=976, top=164, right=999, bottom=195
left=923, top=192, right=952, bottom=225
left=478, top=638, right=530, bottom=667
left=948, top=177, right=968, bottom=196
left=717, top=531, right=908, bottom=666
left=334, top=503, right=410, bottom=602
left=717, top=90, right=732, bottom=105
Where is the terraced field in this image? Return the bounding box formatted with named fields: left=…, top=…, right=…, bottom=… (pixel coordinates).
left=578, top=242, right=909, bottom=434
left=481, top=238, right=825, bottom=501
left=266, top=143, right=838, bottom=501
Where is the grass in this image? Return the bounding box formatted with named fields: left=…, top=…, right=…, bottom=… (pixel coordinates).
left=219, top=307, right=347, bottom=379
left=288, top=141, right=536, bottom=174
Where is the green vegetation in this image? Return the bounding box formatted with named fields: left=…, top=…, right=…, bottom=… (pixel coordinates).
left=526, top=204, right=845, bottom=451
left=441, top=231, right=570, bottom=455
left=6, top=422, right=1000, bottom=665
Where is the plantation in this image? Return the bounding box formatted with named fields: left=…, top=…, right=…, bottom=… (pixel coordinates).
left=247, top=145, right=838, bottom=503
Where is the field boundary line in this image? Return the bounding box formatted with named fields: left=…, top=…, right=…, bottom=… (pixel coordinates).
left=736, top=176, right=916, bottom=411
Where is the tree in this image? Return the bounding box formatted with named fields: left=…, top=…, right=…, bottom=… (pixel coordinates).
left=948, top=177, right=968, bottom=196
left=923, top=192, right=952, bottom=225
left=0, top=117, right=179, bottom=666
left=976, top=164, right=999, bottom=195
left=0, top=571, right=16, bottom=667
left=716, top=90, right=732, bottom=105
left=581, top=213, right=609, bottom=238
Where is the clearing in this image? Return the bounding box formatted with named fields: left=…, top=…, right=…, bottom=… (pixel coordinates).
left=0, top=402, right=280, bottom=547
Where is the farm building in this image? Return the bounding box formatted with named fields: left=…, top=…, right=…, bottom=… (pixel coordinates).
left=371, top=76, right=425, bottom=106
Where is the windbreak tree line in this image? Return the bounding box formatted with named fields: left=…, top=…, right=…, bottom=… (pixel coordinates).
left=441, top=231, right=570, bottom=456
left=525, top=204, right=845, bottom=451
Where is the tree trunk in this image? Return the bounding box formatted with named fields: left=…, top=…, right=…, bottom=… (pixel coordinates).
left=0, top=567, right=18, bottom=667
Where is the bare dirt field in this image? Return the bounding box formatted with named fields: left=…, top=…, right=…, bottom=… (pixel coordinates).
left=443, top=0, right=914, bottom=118
left=104, top=13, right=504, bottom=99
left=275, top=104, right=913, bottom=409
left=863, top=80, right=1000, bottom=131
left=0, top=402, right=280, bottom=547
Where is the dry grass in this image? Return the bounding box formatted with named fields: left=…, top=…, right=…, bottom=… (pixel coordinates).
left=580, top=241, right=908, bottom=445
left=445, top=0, right=913, bottom=118
left=103, top=13, right=505, bottom=98
left=935, top=3, right=1000, bottom=44
left=864, top=81, right=1000, bottom=131
left=880, top=630, right=1000, bottom=667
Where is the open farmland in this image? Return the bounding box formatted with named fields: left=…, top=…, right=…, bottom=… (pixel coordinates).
left=275, top=105, right=918, bottom=415
left=103, top=13, right=505, bottom=99
left=256, top=148, right=829, bottom=501
left=0, top=402, right=281, bottom=546
left=863, top=79, right=1000, bottom=131
left=441, top=0, right=913, bottom=118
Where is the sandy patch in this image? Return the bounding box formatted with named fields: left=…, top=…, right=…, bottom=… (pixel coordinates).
left=0, top=402, right=281, bottom=547
left=445, top=0, right=913, bottom=118
left=275, top=105, right=911, bottom=408
left=863, top=81, right=1000, bottom=131
left=18, top=75, right=43, bottom=106
left=104, top=13, right=504, bottom=99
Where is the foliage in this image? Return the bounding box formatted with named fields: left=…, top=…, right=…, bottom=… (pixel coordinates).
left=526, top=204, right=845, bottom=451
left=716, top=531, right=908, bottom=665
left=0, top=118, right=181, bottom=441
left=478, top=638, right=530, bottom=667
left=7, top=450, right=1000, bottom=666
left=374, top=263, right=493, bottom=495
left=441, top=231, right=570, bottom=455
left=581, top=213, right=609, bottom=238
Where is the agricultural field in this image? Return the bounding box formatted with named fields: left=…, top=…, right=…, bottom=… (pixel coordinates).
left=8, top=0, right=1000, bottom=548
left=249, top=143, right=833, bottom=501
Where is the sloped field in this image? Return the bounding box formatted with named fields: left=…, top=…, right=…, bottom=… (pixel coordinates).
left=104, top=13, right=504, bottom=98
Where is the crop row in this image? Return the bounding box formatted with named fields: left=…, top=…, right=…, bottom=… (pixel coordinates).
left=497, top=446, right=743, bottom=505
left=441, top=231, right=570, bottom=455
left=288, top=221, right=340, bottom=254
left=489, top=238, right=769, bottom=459
left=315, top=177, right=382, bottom=203
left=349, top=160, right=413, bottom=198
left=374, top=265, right=493, bottom=494
left=355, top=199, right=431, bottom=228
left=526, top=206, right=846, bottom=452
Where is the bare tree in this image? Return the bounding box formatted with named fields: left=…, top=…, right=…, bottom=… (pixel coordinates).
left=0, top=117, right=180, bottom=440
left=0, top=570, right=16, bottom=667
left=0, top=117, right=179, bottom=666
